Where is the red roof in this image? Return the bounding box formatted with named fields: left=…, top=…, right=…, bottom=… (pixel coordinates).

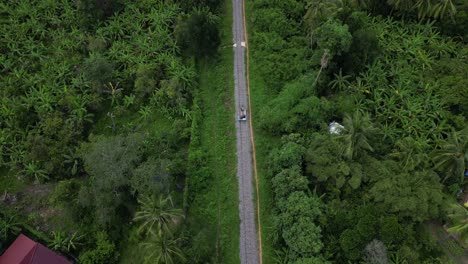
left=0, top=234, right=71, bottom=264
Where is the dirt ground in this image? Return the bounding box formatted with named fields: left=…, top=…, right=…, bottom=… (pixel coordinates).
left=5, top=183, right=58, bottom=234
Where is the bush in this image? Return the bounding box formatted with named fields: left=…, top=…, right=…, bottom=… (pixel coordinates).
left=84, top=53, right=114, bottom=92
left=175, top=7, right=220, bottom=58
left=279, top=191, right=324, bottom=258
left=79, top=232, right=119, bottom=264
left=259, top=75, right=333, bottom=134
left=313, top=19, right=352, bottom=57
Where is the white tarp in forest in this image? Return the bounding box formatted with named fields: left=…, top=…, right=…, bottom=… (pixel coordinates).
left=329, top=121, right=344, bottom=135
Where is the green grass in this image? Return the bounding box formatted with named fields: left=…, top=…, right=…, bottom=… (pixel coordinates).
left=245, top=1, right=279, bottom=263
left=0, top=167, right=27, bottom=194
left=188, top=0, right=240, bottom=262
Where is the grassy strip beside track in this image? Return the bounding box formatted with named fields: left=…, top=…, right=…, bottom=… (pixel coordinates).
left=187, top=0, right=240, bottom=262
left=244, top=1, right=279, bottom=263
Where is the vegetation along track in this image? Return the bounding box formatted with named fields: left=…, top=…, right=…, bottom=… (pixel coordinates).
left=232, top=0, right=262, bottom=263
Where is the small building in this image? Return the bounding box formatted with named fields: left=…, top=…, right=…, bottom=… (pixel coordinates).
left=0, top=234, right=71, bottom=264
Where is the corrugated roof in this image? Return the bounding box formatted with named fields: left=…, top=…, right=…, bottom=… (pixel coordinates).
left=0, top=234, right=71, bottom=264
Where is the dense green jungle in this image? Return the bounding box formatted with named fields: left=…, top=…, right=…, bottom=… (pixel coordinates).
left=0, top=0, right=467, bottom=263
left=248, top=0, right=468, bottom=263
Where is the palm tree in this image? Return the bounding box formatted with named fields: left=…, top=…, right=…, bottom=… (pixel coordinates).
left=389, top=252, right=408, bottom=264
left=141, top=232, right=186, bottom=264
left=431, top=129, right=468, bottom=183
left=304, top=0, right=342, bottom=31
left=133, top=194, right=184, bottom=236
left=446, top=203, right=468, bottom=245
left=387, top=0, right=416, bottom=13
left=329, top=68, right=351, bottom=92
left=414, top=0, right=456, bottom=19
left=387, top=0, right=457, bottom=19
left=312, top=49, right=330, bottom=90
left=389, top=136, right=429, bottom=170
left=339, top=111, right=377, bottom=160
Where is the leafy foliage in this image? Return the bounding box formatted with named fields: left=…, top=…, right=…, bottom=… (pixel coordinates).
left=0, top=0, right=217, bottom=262
left=79, top=232, right=119, bottom=264
left=0, top=214, right=21, bottom=242
left=48, top=231, right=82, bottom=253
left=175, top=7, right=220, bottom=58
left=259, top=76, right=334, bottom=134
left=445, top=204, right=468, bottom=244
left=78, top=133, right=143, bottom=227
left=387, top=0, right=457, bottom=19
left=431, top=128, right=468, bottom=183
left=339, top=110, right=378, bottom=160
left=141, top=232, right=186, bottom=264
left=313, top=19, right=353, bottom=57
left=279, top=191, right=324, bottom=257
left=364, top=239, right=388, bottom=264
left=250, top=0, right=467, bottom=262
left=268, top=135, right=326, bottom=261
left=134, top=194, right=184, bottom=236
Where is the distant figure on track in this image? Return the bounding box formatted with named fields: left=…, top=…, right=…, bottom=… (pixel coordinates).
left=238, top=105, right=247, bottom=121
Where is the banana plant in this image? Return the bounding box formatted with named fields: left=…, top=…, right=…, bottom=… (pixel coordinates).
left=70, top=97, right=94, bottom=125
left=63, top=149, right=80, bottom=176
left=104, top=82, right=123, bottom=106
left=22, top=161, right=49, bottom=183
left=138, top=106, right=153, bottom=121
left=49, top=231, right=83, bottom=253
left=123, top=94, right=136, bottom=108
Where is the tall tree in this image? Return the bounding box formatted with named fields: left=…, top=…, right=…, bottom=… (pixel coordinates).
left=78, top=133, right=143, bottom=227
left=174, top=6, right=220, bottom=58
left=278, top=191, right=324, bottom=259
left=389, top=136, right=429, bottom=171
left=133, top=194, right=184, bottom=236
left=386, top=0, right=457, bottom=19
left=339, top=111, right=377, bottom=160
left=364, top=239, right=389, bottom=264
left=370, top=170, right=443, bottom=222
left=446, top=204, right=468, bottom=245
left=141, top=232, right=186, bottom=264
left=431, top=128, right=468, bottom=183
